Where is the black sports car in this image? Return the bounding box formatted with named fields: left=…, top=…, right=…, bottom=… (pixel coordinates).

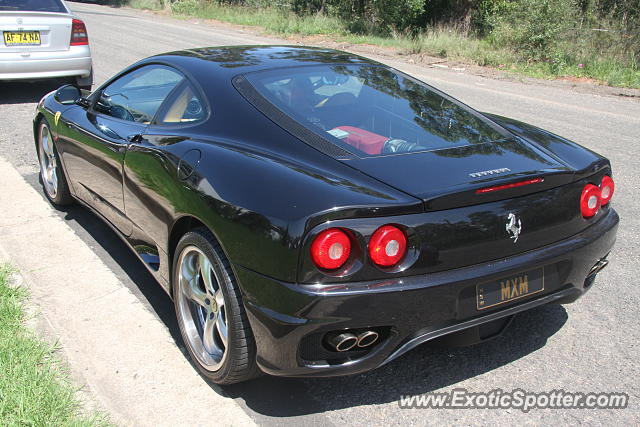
left=34, top=46, right=618, bottom=384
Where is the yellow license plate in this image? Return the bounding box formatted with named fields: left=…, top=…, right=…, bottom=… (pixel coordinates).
left=476, top=268, right=544, bottom=310
left=3, top=31, right=41, bottom=46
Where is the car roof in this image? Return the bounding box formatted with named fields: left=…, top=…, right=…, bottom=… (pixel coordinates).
left=147, top=45, right=383, bottom=77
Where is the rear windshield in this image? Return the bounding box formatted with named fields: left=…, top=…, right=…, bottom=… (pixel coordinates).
left=243, top=64, right=509, bottom=157
left=0, top=0, right=67, bottom=13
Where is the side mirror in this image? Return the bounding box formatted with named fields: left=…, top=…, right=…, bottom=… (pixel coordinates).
left=76, top=96, right=91, bottom=108
left=54, top=84, right=81, bottom=105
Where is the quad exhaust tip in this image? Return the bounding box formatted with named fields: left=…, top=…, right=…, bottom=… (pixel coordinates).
left=589, top=258, right=609, bottom=276
left=357, top=330, right=379, bottom=348
left=327, top=332, right=358, bottom=352
left=327, top=330, right=380, bottom=352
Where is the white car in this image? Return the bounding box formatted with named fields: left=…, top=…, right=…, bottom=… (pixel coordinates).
left=0, top=0, right=92, bottom=89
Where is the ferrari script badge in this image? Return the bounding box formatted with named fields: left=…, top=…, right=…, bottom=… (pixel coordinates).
left=506, top=213, right=522, bottom=243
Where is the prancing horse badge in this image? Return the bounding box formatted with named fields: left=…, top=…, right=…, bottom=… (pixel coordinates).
left=506, top=213, right=522, bottom=243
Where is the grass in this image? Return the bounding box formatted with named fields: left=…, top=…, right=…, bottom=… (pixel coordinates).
left=129, top=0, right=347, bottom=35
left=512, top=56, right=640, bottom=88
left=171, top=1, right=346, bottom=36
left=125, top=0, right=640, bottom=89
left=0, top=265, right=109, bottom=426
left=127, top=0, right=160, bottom=10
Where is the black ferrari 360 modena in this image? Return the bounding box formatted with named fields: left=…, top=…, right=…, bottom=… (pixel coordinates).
left=34, top=46, right=618, bottom=384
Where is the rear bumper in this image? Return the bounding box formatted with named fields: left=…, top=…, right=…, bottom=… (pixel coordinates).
left=0, top=45, right=91, bottom=79
left=236, top=208, right=619, bottom=378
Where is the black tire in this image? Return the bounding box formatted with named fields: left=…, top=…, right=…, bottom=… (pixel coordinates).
left=36, top=118, right=74, bottom=206
left=172, top=227, right=260, bottom=384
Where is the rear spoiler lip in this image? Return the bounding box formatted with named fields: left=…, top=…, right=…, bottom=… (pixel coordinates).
left=420, top=167, right=577, bottom=211
left=481, top=111, right=608, bottom=173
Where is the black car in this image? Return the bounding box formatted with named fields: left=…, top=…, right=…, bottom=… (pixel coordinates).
left=34, top=46, right=618, bottom=384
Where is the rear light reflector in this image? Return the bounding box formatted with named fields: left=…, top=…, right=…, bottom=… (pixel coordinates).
left=71, top=19, right=88, bottom=46
left=311, top=228, right=351, bottom=270
left=368, top=225, right=407, bottom=267
left=580, top=184, right=601, bottom=218
left=475, top=178, right=544, bottom=194
left=600, top=175, right=614, bottom=205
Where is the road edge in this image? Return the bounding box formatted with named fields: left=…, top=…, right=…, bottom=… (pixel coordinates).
left=111, top=2, right=640, bottom=99
left=0, top=155, right=255, bottom=427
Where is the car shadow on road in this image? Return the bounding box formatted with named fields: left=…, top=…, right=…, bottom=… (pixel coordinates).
left=224, top=304, right=568, bottom=416
left=0, top=81, right=66, bottom=105
left=25, top=173, right=569, bottom=418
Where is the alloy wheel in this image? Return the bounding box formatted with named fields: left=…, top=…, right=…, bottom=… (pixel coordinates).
left=38, top=124, right=58, bottom=199
left=175, top=245, right=229, bottom=371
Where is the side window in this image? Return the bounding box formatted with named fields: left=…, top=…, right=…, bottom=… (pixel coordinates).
left=95, top=65, right=184, bottom=123
left=159, top=83, right=207, bottom=124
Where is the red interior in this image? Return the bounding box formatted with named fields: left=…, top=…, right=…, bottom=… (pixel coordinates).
left=333, top=126, right=388, bottom=155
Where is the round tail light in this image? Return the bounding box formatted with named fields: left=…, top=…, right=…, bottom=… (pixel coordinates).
left=368, top=225, right=407, bottom=267
left=311, top=228, right=351, bottom=270
left=600, top=175, right=614, bottom=205
left=580, top=184, right=601, bottom=218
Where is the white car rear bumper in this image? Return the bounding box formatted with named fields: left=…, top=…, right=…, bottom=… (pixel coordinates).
left=0, top=45, right=91, bottom=80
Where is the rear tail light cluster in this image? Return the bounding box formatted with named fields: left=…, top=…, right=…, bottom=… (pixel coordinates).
left=580, top=175, right=615, bottom=218
left=310, top=225, right=407, bottom=271
left=310, top=228, right=351, bottom=270
left=600, top=175, right=614, bottom=205
left=368, top=225, right=407, bottom=267
left=311, top=175, right=615, bottom=271
left=580, top=184, right=601, bottom=218
left=70, top=19, right=89, bottom=46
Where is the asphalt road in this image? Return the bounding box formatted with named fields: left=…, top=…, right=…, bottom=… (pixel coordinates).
left=1, top=2, right=639, bottom=425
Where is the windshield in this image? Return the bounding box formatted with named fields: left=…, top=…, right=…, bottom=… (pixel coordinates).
left=243, top=64, right=509, bottom=157
left=0, top=0, right=67, bottom=12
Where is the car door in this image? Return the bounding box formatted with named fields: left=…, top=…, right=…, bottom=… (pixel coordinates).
left=122, top=78, right=209, bottom=254
left=58, top=64, right=185, bottom=235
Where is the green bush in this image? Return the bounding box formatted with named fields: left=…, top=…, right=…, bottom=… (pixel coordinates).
left=129, top=0, right=640, bottom=88
left=171, top=0, right=200, bottom=14
left=474, top=0, right=514, bottom=36
left=490, top=0, right=578, bottom=60
left=325, top=0, right=425, bottom=36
